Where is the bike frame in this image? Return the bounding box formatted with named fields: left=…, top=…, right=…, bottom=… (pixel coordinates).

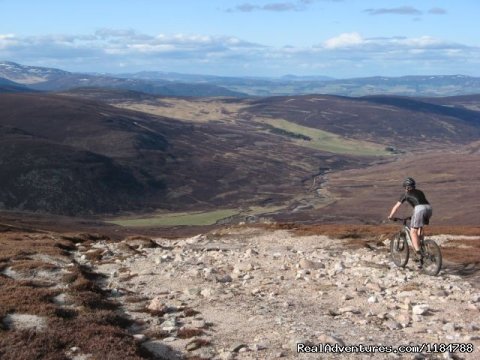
left=393, top=217, right=423, bottom=246
left=392, top=217, right=423, bottom=255
left=390, top=216, right=442, bottom=275
left=401, top=219, right=413, bottom=247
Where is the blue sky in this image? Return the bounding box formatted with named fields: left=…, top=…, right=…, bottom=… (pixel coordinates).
left=0, top=0, right=479, bottom=78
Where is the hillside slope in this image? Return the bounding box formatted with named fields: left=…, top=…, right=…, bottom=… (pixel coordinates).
left=0, top=94, right=172, bottom=214
left=0, top=93, right=370, bottom=215
left=242, top=95, right=480, bottom=150
left=0, top=94, right=174, bottom=214
left=0, top=131, right=145, bottom=215
left=308, top=148, right=480, bottom=225
left=0, top=77, right=32, bottom=93
left=2, top=90, right=479, bottom=222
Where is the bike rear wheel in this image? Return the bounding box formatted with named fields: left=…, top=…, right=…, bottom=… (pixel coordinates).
left=421, top=239, right=442, bottom=276
left=390, top=231, right=409, bottom=268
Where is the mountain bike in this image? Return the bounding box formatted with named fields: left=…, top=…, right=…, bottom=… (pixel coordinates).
left=390, top=217, right=442, bottom=276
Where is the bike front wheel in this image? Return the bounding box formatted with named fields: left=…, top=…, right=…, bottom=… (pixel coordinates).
left=421, top=239, right=442, bottom=276
left=390, top=231, right=409, bottom=268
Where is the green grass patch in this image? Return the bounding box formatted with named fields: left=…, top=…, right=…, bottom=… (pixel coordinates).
left=260, top=118, right=390, bottom=156
left=263, top=123, right=311, bottom=140
left=106, top=205, right=289, bottom=228
left=108, top=209, right=239, bottom=227
left=246, top=205, right=287, bottom=215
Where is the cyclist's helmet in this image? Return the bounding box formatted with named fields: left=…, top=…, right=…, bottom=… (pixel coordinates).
left=403, top=177, right=416, bottom=188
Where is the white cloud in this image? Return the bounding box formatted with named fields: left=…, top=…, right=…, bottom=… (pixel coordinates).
left=364, top=6, right=422, bottom=16
left=428, top=7, right=447, bottom=15
left=0, top=34, right=18, bottom=49
left=323, top=32, right=364, bottom=49
left=320, top=34, right=466, bottom=53
left=227, top=0, right=320, bottom=12
left=0, top=30, right=478, bottom=77
left=393, top=36, right=447, bottom=48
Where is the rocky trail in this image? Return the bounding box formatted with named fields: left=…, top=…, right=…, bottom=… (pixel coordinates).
left=75, top=227, right=480, bottom=360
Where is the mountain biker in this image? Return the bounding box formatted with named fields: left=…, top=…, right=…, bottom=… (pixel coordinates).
left=388, top=177, right=432, bottom=266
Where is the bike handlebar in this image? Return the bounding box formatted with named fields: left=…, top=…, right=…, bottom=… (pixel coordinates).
left=389, top=216, right=411, bottom=225
left=390, top=216, right=411, bottom=222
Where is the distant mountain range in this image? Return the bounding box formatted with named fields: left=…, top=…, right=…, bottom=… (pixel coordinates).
left=113, top=71, right=334, bottom=83
left=0, top=61, right=246, bottom=97
left=1, top=61, right=480, bottom=97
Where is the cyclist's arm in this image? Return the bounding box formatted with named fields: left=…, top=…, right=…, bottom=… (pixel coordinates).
left=388, top=201, right=402, bottom=219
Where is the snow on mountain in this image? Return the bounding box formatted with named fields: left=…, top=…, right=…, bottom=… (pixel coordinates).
left=0, top=61, right=70, bottom=84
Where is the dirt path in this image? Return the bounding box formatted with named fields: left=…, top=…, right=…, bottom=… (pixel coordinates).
left=78, top=227, right=480, bottom=359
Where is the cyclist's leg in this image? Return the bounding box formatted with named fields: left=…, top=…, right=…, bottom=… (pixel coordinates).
left=411, top=205, right=428, bottom=252
left=410, top=227, right=421, bottom=252
left=411, top=227, right=424, bottom=268
left=418, top=227, right=424, bottom=239
left=419, top=206, right=432, bottom=243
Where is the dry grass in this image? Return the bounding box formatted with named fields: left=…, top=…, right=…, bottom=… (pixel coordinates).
left=399, top=282, right=421, bottom=292
left=114, top=98, right=245, bottom=123
left=442, top=239, right=480, bottom=264
left=84, top=249, right=105, bottom=262
left=0, top=229, right=154, bottom=359
left=177, top=328, right=204, bottom=339
left=320, top=151, right=480, bottom=226
left=265, top=222, right=480, bottom=238
left=0, top=235, right=70, bottom=262
left=183, top=308, right=201, bottom=317
left=9, top=261, right=59, bottom=271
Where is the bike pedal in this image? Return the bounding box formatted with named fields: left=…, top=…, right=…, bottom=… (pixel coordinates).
left=414, top=257, right=423, bottom=267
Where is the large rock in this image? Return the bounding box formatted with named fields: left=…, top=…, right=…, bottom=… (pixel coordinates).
left=2, top=314, right=47, bottom=331
left=123, top=236, right=159, bottom=249
left=142, top=341, right=181, bottom=359
left=338, top=307, right=361, bottom=314
left=318, top=334, right=345, bottom=346
left=412, top=304, right=429, bottom=315
left=147, top=297, right=176, bottom=313
left=299, top=259, right=325, bottom=270
left=384, top=320, right=402, bottom=330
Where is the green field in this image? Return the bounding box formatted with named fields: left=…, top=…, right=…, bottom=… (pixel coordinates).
left=108, top=209, right=239, bottom=227
left=106, top=204, right=290, bottom=228
left=260, top=118, right=390, bottom=156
